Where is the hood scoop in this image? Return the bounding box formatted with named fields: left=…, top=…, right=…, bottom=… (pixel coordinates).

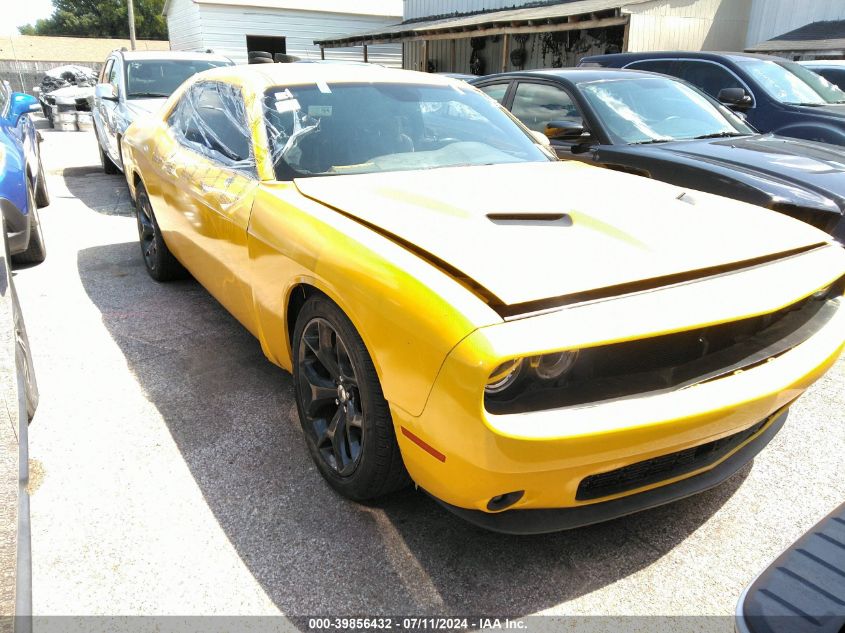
left=487, top=212, right=572, bottom=226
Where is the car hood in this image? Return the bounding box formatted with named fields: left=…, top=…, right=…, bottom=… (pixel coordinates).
left=294, top=162, right=829, bottom=308
left=793, top=103, right=845, bottom=118
left=124, top=98, right=168, bottom=118
left=632, top=134, right=845, bottom=212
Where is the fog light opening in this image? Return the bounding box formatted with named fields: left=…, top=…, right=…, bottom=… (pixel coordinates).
left=487, top=490, right=525, bottom=512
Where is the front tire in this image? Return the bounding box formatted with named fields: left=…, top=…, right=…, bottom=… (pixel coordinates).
left=292, top=295, right=409, bottom=500
left=135, top=183, right=186, bottom=282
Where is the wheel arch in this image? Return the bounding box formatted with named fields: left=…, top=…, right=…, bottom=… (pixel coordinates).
left=283, top=280, right=388, bottom=388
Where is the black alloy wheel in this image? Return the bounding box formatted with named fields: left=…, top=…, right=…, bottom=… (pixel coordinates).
left=292, top=295, right=409, bottom=500
left=134, top=184, right=186, bottom=281
left=298, top=317, right=364, bottom=476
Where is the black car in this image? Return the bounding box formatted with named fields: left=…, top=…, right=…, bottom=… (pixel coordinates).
left=471, top=68, right=845, bottom=240
left=578, top=52, right=845, bottom=146
left=800, top=60, right=845, bottom=91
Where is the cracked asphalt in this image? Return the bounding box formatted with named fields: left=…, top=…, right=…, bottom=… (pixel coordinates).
left=10, top=120, right=845, bottom=628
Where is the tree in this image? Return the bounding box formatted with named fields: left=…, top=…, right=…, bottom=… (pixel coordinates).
left=18, top=0, right=168, bottom=40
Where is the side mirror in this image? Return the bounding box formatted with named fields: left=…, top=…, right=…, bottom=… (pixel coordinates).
left=95, top=83, right=119, bottom=102
left=9, top=93, right=40, bottom=123
left=718, top=87, right=752, bottom=109
left=545, top=119, right=586, bottom=139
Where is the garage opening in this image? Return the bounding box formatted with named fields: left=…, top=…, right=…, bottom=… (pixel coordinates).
left=246, top=35, right=287, bottom=62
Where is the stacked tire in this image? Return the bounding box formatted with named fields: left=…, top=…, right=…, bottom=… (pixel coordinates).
left=248, top=51, right=274, bottom=64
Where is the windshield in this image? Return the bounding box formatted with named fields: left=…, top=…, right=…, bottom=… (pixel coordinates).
left=737, top=59, right=845, bottom=105
left=577, top=77, right=754, bottom=144
left=126, top=59, right=230, bottom=99
left=263, top=82, right=551, bottom=178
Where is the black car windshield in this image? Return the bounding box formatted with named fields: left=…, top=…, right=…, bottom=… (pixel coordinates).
left=126, top=59, right=230, bottom=99
left=737, top=59, right=845, bottom=105
left=576, top=76, right=754, bottom=144
left=263, top=82, right=551, bottom=178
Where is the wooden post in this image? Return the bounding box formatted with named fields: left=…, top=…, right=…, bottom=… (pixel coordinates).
left=422, top=39, right=428, bottom=71
left=621, top=19, right=630, bottom=52
left=450, top=39, right=456, bottom=72
left=363, top=44, right=368, bottom=63
left=501, top=33, right=509, bottom=72
left=320, top=46, right=325, bottom=60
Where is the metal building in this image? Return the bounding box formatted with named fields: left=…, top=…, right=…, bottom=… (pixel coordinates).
left=164, top=0, right=403, bottom=66
left=316, top=0, right=753, bottom=74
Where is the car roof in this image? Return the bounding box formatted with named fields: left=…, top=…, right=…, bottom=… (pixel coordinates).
left=474, top=67, right=668, bottom=84
left=799, top=60, right=845, bottom=67
left=114, top=50, right=233, bottom=63
left=581, top=51, right=784, bottom=64
left=192, top=62, right=462, bottom=91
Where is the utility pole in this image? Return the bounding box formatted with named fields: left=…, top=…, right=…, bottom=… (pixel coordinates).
left=127, top=0, right=137, bottom=50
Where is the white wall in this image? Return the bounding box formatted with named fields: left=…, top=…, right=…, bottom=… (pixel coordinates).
left=165, top=0, right=203, bottom=51
left=168, top=3, right=402, bottom=66
left=746, top=0, right=845, bottom=48
left=625, top=0, right=752, bottom=52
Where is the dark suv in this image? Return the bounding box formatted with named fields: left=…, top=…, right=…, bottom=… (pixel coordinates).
left=579, top=52, right=845, bottom=146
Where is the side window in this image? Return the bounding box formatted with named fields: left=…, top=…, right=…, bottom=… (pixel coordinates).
left=478, top=82, right=510, bottom=104
left=101, top=59, right=114, bottom=84
left=172, top=82, right=255, bottom=172
left=816, top=68, right=845, bottom=91
left=626, top=59, right=678, bottom=76
left=674, top=61, right=744, bottom=99
left=108, top=59, right=120, bottom=89
left=510, top=82, right=582, bottom=133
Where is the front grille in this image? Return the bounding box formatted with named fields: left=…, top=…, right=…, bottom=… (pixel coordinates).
left=575, top=419, right=768, bottom=501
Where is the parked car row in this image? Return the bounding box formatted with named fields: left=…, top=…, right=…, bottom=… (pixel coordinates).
left=472, top=67, right=845, bottom=240
left=104, top=60, right=845, bottom=540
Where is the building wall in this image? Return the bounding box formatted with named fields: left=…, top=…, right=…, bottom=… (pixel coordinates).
left=169, top=3, right=402, bottom=66
left=746, top=0, right=845, bottom=48
left=167, top=0, right=205, bottom=52
left=625, top=0, right=752, bottom=52
left=404, top=28, right=621, bottom=73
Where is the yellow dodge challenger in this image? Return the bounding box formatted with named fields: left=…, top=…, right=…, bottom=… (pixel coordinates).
left=121, top=63, right=845, bottom=534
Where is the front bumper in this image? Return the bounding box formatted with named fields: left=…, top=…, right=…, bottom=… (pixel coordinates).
left=431, top=409, right=787, bottom=535
left=391, top=247, right=845, bottom=530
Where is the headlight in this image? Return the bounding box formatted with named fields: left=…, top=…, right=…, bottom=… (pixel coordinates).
left=484, top=351, right=578, bottom=396
left=484, top=359, right=524, bottom=394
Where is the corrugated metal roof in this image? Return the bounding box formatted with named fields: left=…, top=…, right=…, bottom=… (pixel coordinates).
left=747, top=19, right=845, bottom=52
left=316, top=0, right=646, bottom=46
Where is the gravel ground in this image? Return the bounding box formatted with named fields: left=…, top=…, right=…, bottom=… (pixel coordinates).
left=11, top=122, right=845, bottom=626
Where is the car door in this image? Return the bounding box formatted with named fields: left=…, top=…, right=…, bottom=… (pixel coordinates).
left=476, top=81, right=512, bottom=105
left=99, top=57, right=123, bottom=163
left=506, top=80, right=592, bottom=159
left=152, top=81, right=259, bottom=332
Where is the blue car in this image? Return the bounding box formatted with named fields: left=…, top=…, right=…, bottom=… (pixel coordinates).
left=0, top=81, right=49, bottom=265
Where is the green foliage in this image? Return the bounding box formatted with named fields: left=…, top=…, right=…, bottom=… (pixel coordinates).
left=18, top=0, right=168, bottom=40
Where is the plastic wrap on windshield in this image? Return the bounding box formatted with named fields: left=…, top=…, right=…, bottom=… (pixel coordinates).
left=259, top=79, right=553, bottom=179
left=166, top=81, right=260, bottom=211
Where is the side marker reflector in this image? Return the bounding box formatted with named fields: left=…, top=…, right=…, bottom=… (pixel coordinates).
left=401, top=427, right=446, bottom=462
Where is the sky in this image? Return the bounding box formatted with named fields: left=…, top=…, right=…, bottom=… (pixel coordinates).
left=4, top=0, right=55, bottom=35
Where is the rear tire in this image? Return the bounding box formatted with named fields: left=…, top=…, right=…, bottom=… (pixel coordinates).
left=135, top=183, right=186, bottom=282
left=292, top=295, right=410, bottom=500
left=12, top=183, right=46, bottom=266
